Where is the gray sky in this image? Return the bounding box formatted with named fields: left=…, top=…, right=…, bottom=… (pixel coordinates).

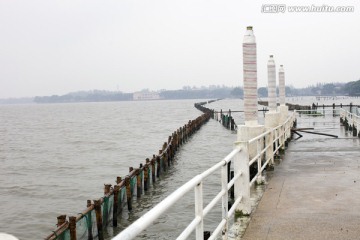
left=0, top=0, right=359, bottom=98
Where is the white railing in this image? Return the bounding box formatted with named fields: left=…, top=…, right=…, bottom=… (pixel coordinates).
left=113, top=113, right=296, bottom=240
left=340, top=108, right=360, bottom=135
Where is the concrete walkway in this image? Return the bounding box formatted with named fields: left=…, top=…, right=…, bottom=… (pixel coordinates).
left=242, top=116, right=360, bottom=240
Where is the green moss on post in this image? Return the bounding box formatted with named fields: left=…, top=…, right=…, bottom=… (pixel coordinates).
left=235, top=210, right=250, bottom=218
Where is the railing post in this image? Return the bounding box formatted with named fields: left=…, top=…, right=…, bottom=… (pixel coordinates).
left=221, top=162, right=229, bottom=239
left=266, top=129, right=274, bottom=167
left=195, top=182, right=204, bottom=240
left=234, top=143, right=251, bottom=215
left=256, top=139, right=263, bottom=184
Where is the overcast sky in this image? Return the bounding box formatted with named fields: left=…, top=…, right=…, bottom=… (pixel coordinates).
left=0, top=0, right=359, bottom=98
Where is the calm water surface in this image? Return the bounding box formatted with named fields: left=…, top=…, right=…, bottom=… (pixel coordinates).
left=1, top=97, right=359, bottom=239
left=0, top=100, right=237, bottom=239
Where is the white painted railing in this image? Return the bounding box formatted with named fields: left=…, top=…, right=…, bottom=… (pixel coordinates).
left=340, top=108, right=360, bottom=135
left=113, top=113, right=296, bottom=240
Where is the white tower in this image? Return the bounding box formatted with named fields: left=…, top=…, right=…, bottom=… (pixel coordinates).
left=243, top=26, right=258, bottom=125
left=267, top=55, right=277, bottom=112
left=279, top=65, right=286, bottom=106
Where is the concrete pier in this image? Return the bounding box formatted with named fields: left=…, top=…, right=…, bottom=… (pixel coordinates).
left=242, top=114, right=360, bottom=240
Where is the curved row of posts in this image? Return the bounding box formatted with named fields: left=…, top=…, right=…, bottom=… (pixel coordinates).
left=195, top=101, right=237, bottom=131
left=44, top=108, right=212, bottom=240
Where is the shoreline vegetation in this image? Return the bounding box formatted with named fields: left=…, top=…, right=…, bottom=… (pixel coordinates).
left=1, top=80, right=360, bottom=104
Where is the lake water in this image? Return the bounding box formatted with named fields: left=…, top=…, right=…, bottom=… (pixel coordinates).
left=1, top=97, right=359, bottom=240
left=0, top=99, right=238, bottom=239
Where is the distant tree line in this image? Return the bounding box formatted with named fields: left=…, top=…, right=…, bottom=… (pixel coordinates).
left=34, top=90, right=133, bottom=103
left=257, top=80, right=360, bottom=98
left=31, top=79, right=360, bottom=104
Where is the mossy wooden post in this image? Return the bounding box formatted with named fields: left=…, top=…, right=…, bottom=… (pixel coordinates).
left=333, top=103, right=336, bottom=117
left=167, top=136, right=172, bottom=163
left=157, top=151, right=163, bottom=175
left=69, top=216, right=77, bottom=240
left=104, top=184, right=111, bottom=195
left=116, top=176, right=122, bottom=185
left=156, top=150, right=166, bottom=172
left=125, top=177, right=132, bottom=211
left=151, top=156, right=156, bottom=183
left=162, top=142, right=169, bottom=168
left=188, top=120, right=192, bottom=136
left=136, top=167, right=142, bottom=197
left=57, top=215, right=66, bottom=227
left=178, top=128, right=182, bottom=145
left=144, top=159, right=150, bottom=191
left=169, top=143, right=173, bottom=164
left=175, top=131, right=179, bottom=149
left=113, top=185, right=120, bottom=227
left=94, top=200, right=104, bottom=240
left=86, top=200, right=93, bottom=240
left=184, top=124, right=188, bottom=141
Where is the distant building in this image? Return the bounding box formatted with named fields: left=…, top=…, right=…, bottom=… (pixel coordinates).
left=133, top=90, right=161, bottom=100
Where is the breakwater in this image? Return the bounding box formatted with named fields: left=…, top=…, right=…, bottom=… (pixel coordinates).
left=44, top=107, right=211, bottom=240
left=195, top=101, right=237, bottom=131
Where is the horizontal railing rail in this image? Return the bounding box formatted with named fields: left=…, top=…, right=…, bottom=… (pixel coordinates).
left=114, top=112, right=296, bottom=240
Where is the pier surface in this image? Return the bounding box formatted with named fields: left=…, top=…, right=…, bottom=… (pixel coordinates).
left=242, top=115, right=360, bottom=240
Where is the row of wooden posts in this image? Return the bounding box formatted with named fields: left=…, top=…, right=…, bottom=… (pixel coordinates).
left=194, top=101, right=237, bottom=131
left=45, top=108, right=212, bottom=240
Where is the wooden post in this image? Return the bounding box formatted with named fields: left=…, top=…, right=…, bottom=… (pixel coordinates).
left=113, top=185, right=120, bottom=227
left=156, top=155, right=161, bottom=177
left=116, top=176, right=122, bottom=185
left=137, top=167, right=142, bottom=197
left=125, top=177, right=132, bottom=211
left=104, top=184, right=111, bottom=195
left=57, top=215, right=67, bottom=227
left=162, top=142, right=168, bottom=168
left=86, top=200, right=93, bottom=240
left=151, top=156, right=156, bottom=183
left=144, top=159, right=149, bottom=191
left=69, top=216, right=77, bottom=240
left=94, top=200, right=104, bottom=240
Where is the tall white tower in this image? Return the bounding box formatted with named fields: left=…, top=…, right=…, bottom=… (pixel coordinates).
left=267, top=55, right=277, bottom=112
left=279, top=65, right=286, bottom=106
left=243, top=26, right=258, bottom=125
